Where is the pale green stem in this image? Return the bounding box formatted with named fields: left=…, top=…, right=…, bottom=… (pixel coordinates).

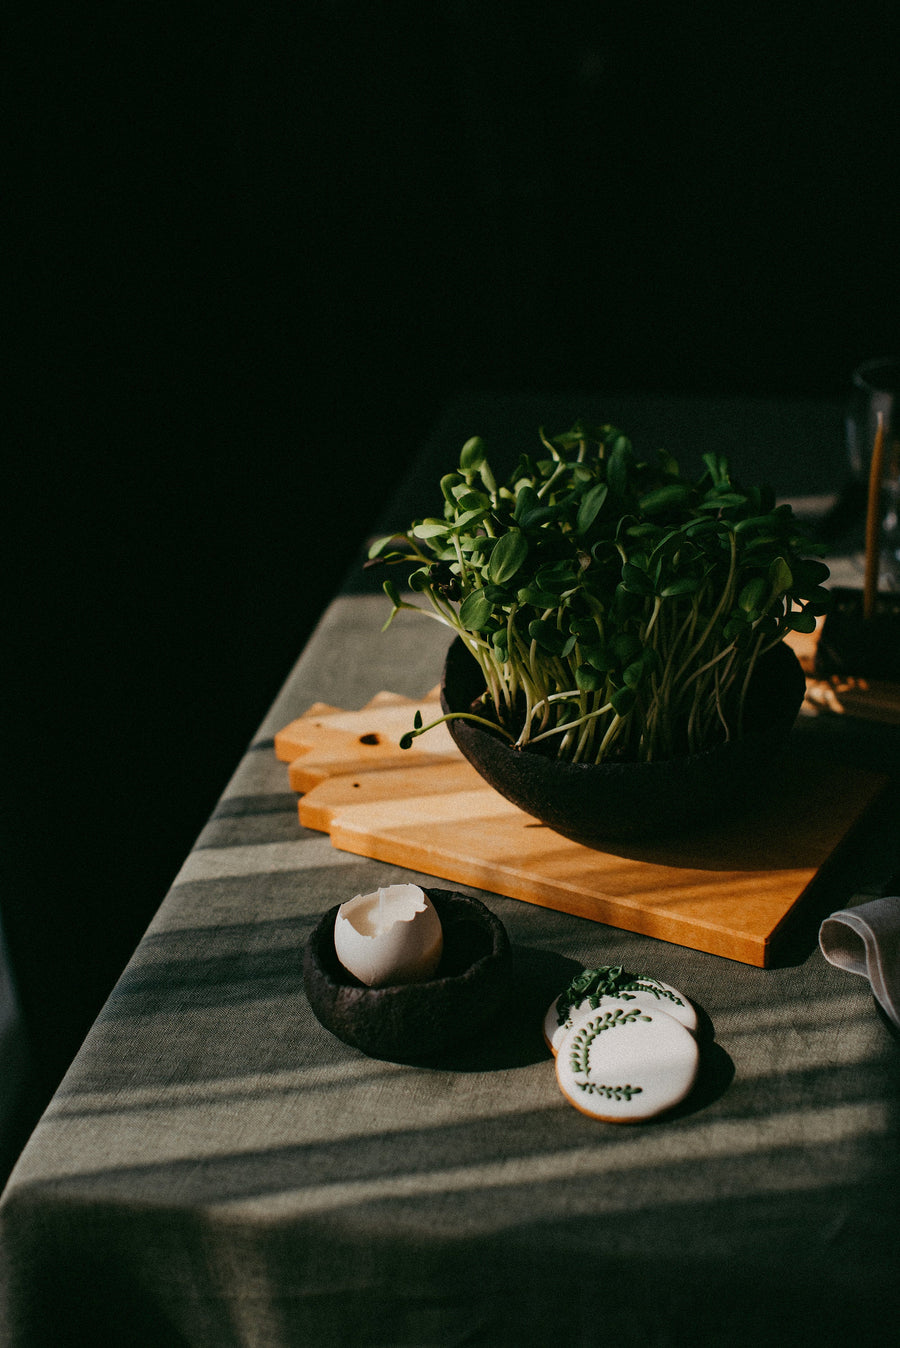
left=528, top=702, right=615, bottom=746
left=595, top=709, right=624, bottom=762
left=680, top=533, right=738, bottom=669
left=679, top=639, right=738, bottom=691
left=643, top=593, right=663, bottom=641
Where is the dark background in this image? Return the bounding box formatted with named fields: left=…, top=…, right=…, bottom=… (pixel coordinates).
left=3, top=3, right=899, bottom=1116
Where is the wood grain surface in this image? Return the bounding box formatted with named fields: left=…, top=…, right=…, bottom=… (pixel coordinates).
left=275, top=693, right=886, bottom=966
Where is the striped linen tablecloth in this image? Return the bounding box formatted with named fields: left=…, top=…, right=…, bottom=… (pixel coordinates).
left=1, top=592, right=898, bottom=1347
left=2, top=394, right=899, bottom=1346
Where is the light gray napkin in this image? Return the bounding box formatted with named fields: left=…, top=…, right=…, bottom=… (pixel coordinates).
left=819, top=896, right=900, bottom=1029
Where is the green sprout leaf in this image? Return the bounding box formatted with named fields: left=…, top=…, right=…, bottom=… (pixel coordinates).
left=621, top=562, right=655, bottom=596
left=739, top=577, right=769, bottom=613
left=459, top=436, right=486, bottom=471
left=702, top=452, right=729, bottom=487
left=489, top=528, right=529, bottom=584
left=638, top=483, right=691, bottom=515
left=412, top=519, right=450, bottom=540
left=458, top=589, right=493, bottom=630
left=734, top=512, right=780, bottom=534
left=611, top=631, right=642, bottom=663
left=610, top=685, right=636, bottom=716
left=518, top=583, right=561, bottom=608
left=723, top=609, right=750, bottom=641
left=790, top=559, right=832, bottom=595
left=575, top=664, right=604, bottom=691
left=788, top=607, right=817, bottom=634
left=803, top=586, right=831, bottom=615
left=367, top=534, right=406, bottom=560
left=457, top=490, right=491, bottom=512
left=528, top=619, right=568, bottom=655
left=660, top=576, right=699, bottom=598
left=440, top=473, right=464, bottom=505
left=607, top=435, right=633, bottom=499
left=514, top=484, right=539, bottom=523
left=768, top=556, right=793, bottom=595
left=622, top=658, right=647, bottom=690
left=576, top=481, right=609, bottom=534
left=451, top=507, right=489, bottom=532
left=491, top=629, right=509, bottom=658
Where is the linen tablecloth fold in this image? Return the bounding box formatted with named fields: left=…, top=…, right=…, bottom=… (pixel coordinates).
left=820, top=895, right=900, bottom=1028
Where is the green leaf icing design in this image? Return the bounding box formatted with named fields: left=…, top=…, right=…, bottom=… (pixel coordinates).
left=556, top=965, right=685, bottom=1026
left=578, top=1082, right=643, bottom=1101
left=568, top=1007, right=651, bottom=1074
left=568, top=1009, right=650, bottom=1103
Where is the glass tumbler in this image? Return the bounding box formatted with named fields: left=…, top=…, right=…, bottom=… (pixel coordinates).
left=847, top=356, right=900, bottom=590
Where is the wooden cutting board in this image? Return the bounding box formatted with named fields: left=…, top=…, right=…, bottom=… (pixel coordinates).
left=275, top=691, right=886, bottom=966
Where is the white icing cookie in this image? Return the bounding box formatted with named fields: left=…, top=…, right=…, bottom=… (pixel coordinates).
left=555, top=1005, right=699, bottom=1122
left=544, top=976, right=697, bottom=1054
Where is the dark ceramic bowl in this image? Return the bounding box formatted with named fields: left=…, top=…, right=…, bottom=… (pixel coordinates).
left=440, top=636, right=807, bottom=845
left=303, top=889, right=512, bottom=1061
left=814, top=586, right=900, bottom=679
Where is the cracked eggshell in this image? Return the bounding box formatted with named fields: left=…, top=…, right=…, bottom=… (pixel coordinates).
left=333, top=883, right=443, bottom=987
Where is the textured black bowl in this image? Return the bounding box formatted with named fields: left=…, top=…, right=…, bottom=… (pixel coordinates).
left=303, top=889, right=512, bottom=1061
left=440, top=636, right=807, bottom=845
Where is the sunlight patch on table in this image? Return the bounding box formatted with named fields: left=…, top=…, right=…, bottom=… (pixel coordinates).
left=214, top=1099, right=891, bottom=1221
left=29, top=1064, right=564, bottom=1177
left=48, top=1056, right=404, bottom=1115
left=221, top=751, right=294, bottom=801
left=713, top=994, right=875, bottom=1032
left=715, top=994, right=889, bottom=1076
left=172, top=838, right=362, bottom=886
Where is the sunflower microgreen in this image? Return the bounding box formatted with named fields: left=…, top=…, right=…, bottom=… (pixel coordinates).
left=369, top=420, right=828, bottom=763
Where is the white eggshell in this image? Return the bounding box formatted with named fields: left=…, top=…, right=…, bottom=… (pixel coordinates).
left=333, top=884, right=443, bottom=987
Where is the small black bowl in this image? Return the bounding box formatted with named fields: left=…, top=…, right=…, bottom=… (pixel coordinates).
left=440, top=636, right=807, bottom=845
left=303, top=889, right=512, bottom=1062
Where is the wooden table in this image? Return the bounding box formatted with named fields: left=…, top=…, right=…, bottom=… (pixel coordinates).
left=2, top=394, right=898, bottom=1347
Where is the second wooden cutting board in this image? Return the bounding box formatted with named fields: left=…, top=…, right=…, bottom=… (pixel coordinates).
left=275, top=692, right=885, bottom=966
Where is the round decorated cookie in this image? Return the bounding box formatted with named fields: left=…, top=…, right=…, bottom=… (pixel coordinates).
left=543, top=967, right=697, bottom=1054
left=555, top=1004, right=699, bottom=1122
